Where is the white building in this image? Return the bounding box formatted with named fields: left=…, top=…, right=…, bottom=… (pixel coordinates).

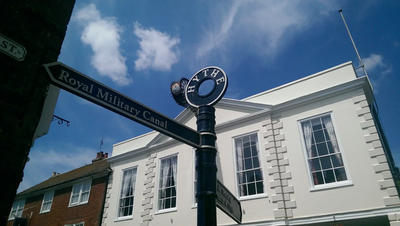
left=102, top=62, right=400, bottom=226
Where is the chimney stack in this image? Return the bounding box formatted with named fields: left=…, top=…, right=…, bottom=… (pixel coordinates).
left=92, top=151, right=108, bottom=162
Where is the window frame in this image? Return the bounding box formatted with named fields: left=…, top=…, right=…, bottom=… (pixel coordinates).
left=40, top=191, right=54, bottom=213
left=68, top=180, right=92, bottom=207
left=116, top=166, right=138, bottom=221
left=8, top=199, right=25, bottom=220
left=298, top=112, right=353, bottom=191
left=232, top=131, right=267, bottom=201
left=156, top=154, right=178, bottom=213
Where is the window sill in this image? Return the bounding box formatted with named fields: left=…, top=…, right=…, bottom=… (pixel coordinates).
left=68, top=202, right=88, bottom=208
left=155, top=208, right=177, bottom=215
left=39, top=210, right=50, bottom=214
left=191, top=204, right=197, bottom=209
left=114, top=216, right=133, bottom=222
left=310, top=180, right=353, bottom=192
left=239, top=193, right=268, bottom=201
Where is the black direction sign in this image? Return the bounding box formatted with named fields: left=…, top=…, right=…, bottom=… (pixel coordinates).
left=217, top=180, right=242, bottom=224
left=43, top=62, right=201, bottom=149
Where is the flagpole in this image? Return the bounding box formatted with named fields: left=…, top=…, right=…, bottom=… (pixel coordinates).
left=338, top=9, right=376, bottom=114
left=338, top=9, right=369, bottom=78
left=99, top=137, right=103, bottom=152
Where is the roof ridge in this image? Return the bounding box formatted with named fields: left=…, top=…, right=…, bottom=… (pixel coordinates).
left=17, top=159, right=110, bottom=196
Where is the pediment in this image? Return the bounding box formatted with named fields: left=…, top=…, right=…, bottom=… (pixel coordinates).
left=146, top=98, right=271, bottom=148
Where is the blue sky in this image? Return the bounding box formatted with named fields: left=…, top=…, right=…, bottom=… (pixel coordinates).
left=18, top=0, right=400, bottom=192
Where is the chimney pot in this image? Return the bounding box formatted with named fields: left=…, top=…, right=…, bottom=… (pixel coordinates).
left=104, top=153, right=108, bottom=158
left=52, top=172, right=56, bottom=177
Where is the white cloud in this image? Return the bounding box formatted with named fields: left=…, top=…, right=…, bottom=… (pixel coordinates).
left=134, top=22, right=180, bottom=71
left=18, top=145, right=96, bottom=193
left=362, top=53, right=392, bottom=75
left=196, top=1, right=245, bottom=58
left=196, top=1, right=337, bottom=59
left=359, top=53, right=392, bottom=92
left=73, top=4, right=130, bottom=86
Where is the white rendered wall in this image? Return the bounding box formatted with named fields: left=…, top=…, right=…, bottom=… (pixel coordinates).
left=215, top=115, right=275, bottom=224
left=112, top=131, right=158, bottom=156
left=278, top=89, right=388, bottom=218
left=107, top=89, right=391, bottom=225
left=32, top=84, right=60, bottom=146
left=105, top=154, right=147, bottom=225
left=105, top=62, right=398, bottom=225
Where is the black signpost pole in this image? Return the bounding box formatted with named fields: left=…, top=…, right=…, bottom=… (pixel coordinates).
left=196, top=106, right=217, bottom=226
left=178, top=66, right=229, bottom=226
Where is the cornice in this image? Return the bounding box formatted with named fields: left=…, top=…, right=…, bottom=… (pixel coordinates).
left=242, top=61, right=354, bottom=101
left=113, top=130, right=157, bottom=147
left=217, top=98, right=271, bottom=111
left=272, top=76, right=369, bottom=112
left=108, top=137, right=181, bottom=164
left=147, top=98, right=271, bottom=148
left=107, top=147, right=149, bottom=163
left=108, top=76, right=372, bottom=165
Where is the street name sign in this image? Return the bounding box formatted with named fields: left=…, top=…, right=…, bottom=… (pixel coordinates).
left=43, top=62, right=201, bottom=149
left=216, top=179, right=242, bottom=224
left=0, top=33, right=27, bottom=61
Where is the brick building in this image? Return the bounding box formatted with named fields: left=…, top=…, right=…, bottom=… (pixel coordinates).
left=7, top=152, right=111, bottom=226
left=0, top=1, right=75, bottom=224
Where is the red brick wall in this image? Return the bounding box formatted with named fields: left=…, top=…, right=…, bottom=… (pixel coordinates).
left=7, top=176, right=108, bottom=226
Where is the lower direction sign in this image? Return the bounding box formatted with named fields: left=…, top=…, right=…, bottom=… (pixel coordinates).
left=43, top=62, right=201, bottom=149
left=216, top=180, right=242, bottom=224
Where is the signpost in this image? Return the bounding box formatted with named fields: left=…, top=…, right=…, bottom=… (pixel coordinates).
left=217, top=180, right=242, bottom=224
left=0, top=33, right=27, bottom=61
left=43, top=62, right=201, bottom=149
left=182, top=66, right=242, bottom=225
left=44, top=62, right=242, bottom=225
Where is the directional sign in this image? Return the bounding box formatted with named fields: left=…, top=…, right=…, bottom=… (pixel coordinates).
left=216, top=180, right=242, bottom=224
left=43, top=62, right=201, bottom=149
left=0, top=33, right=27, bottom=61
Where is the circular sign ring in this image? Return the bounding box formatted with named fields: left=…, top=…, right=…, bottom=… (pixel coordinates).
left=185, top=66, right=228, bottom=108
